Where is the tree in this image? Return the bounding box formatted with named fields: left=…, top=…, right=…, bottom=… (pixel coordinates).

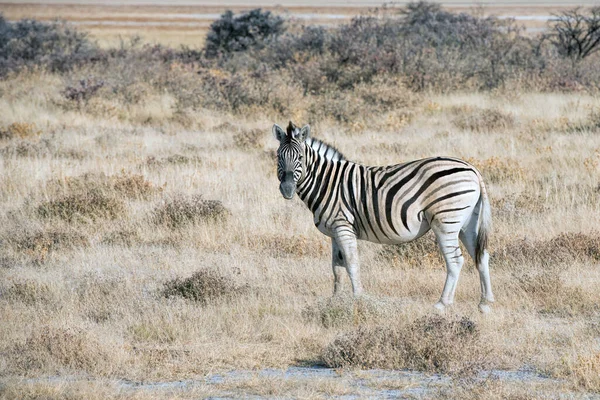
left=549, top=7, right=600, bottom=61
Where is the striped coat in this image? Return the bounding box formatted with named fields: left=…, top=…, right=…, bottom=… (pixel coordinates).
left=274, top=122, right=494, bottom=313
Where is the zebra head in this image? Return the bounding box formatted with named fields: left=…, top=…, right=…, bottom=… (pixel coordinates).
left=273, top=121, right=310, bottom=200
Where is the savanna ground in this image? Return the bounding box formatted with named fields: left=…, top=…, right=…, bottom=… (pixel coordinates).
left=1, top=2, right=600, bottom=399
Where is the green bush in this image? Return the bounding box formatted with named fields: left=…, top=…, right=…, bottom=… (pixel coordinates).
left=0, top=15, right=99, bottom=76
left=204, top=9, right=285, bottom=58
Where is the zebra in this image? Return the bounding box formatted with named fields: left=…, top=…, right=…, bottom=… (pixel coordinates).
left=273, top=121, right=494, bottom=313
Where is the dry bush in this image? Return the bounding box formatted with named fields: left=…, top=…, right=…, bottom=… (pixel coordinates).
left=145, top=154, right=201, bottom=169
left=77, top=274, right=132, bottom=323
left=37, top=191, right=126, bottom=223
left=354, top=75, right=417, bottom=112
left=128, top=321, right=177, bottom=344
left=565, top=108, right=600, bottom=133
left=0, top=380, right=142, bottom=400
left=494, top=232, right=600, bottom=268
left=152, top=194, right=229, bottom=229
left=101, top=229, right=141, bottom=247
left=377, top=235, right=442, bottom=269
left=497, top=233, right=600, bottom=315
left=0, top=122, right=41, bottom=140
left=465, top=156, right=525, bottom=184
left=62, top=77, right=105, bottom=103
left=306, top=91, right=364, bottom=124
left=492, top=192, right=549, bottom=218
left=512, top=267, right=595, bottom=316
left=47, top=172, right=158, bottom=200
left=5, top=280, right=55, bottom=306
left=302, top=295, right=403, bottom=328
left=571, top=352, right=600, bottom=393
left=248, top=234, right=328, bottom=258
left=322, top=315, right=487, bottom=375
left=162, top=269, right=243, bottom=305
left=452, top=106, right=515, bottom=132
left=0, top=138, right=53, bottom=158
left=10, top=327, right=111, bottom=375
left=233, top=128, right=266, bottom=150
left=10, top=227, right=89, bottom=264
left=434, top=378, right=540, bottom=400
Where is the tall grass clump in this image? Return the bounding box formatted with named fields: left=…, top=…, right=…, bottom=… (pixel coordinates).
left=9, top=327, right=112, bottom=375
left=36, top=191, right=126, bottom=223
left=162, top=269, right=243, bottom=304
left=322, top=315, right=488, bottom=375
left=152, top=194, right=229, bottom=228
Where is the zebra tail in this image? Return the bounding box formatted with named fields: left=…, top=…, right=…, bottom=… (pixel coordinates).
left=475, top=174, right=492, bottom=266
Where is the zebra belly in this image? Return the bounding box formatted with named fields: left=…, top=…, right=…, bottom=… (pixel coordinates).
left=358, top=215, right=431, bottom=245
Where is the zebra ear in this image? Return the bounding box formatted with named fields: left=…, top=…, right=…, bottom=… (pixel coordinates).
left=272, top=124, right=286, bottom=142
left=295, top=124, right=310, bottom=142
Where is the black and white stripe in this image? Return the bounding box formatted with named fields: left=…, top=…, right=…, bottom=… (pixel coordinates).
left=273, top=121, right=494, bottom=313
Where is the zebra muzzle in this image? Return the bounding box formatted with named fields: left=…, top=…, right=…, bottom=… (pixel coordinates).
left=279, top=181, right=296, bottom=199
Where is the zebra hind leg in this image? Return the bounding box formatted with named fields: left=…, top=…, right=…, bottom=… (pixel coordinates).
left=459, top=218, right=494, bottom=313
left=331, top=238, right=345, bottom=295
left=432, top=226, right=464, bottom=312
left=334, top=228, right=363, bottom=297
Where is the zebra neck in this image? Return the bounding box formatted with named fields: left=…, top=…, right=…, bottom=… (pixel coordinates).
left=296, top=145, right=341, bottom=208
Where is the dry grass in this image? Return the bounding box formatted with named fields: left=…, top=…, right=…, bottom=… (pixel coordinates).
left=36, top=191, right=126, bottom=223
left=322, top=315, right=488, bottom=376
left=0, top=67, right=599, bottom=398
left=451, top=106, right=516, bottom=132
left=151, top=194, right=229, bottom=228
left=162, top=269, right=245, bottom=304
left=8, top=327, right=113, bottom=376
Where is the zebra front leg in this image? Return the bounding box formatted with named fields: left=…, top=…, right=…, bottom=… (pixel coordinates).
left=433, top=231, right=464, bottom=311
left=334, top=227, right=363, bottom=296
left=331, top=238, right=345, bottom=295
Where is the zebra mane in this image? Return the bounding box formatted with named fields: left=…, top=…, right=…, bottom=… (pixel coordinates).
left=306, top=137, right=346, bottom=162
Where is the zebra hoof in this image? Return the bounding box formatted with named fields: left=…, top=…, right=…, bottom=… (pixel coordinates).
left=433, top=302, right=446, bottom=313
left=478, top=303, right=492, bottom=314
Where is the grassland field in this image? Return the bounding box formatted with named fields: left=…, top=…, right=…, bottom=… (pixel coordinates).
left=1, top=2, right=600, bottom=399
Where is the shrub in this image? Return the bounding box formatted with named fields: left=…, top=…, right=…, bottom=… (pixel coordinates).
left=451, top=106, right=515, bottom=132
left=233, top=128, right=265, bottom=150
left=145, top=154, right=201, bottom=168
left=62, top=77, right=105, bottom=102
left=11, top=227, right=89, bottom=264
left=162, top=269, right=241, bottom=304
left=465, top=156, right=525, bottom=184
left=0, top=15, right=99, bottom=76
left=5, top=280, right=55, bottom=306
left=248, top=233, right=328, bottom=258
left=101, top=229, right=141, bottom=247
left=572, top=352, right=600, bottom=392
left=47, top=172, right=158, bottom=200
left=36, top=191, right=126, bottom=223
left=322, top=315, right=487, bottom=375
left=0, top=122, right=41, bottom=140
left=11, top=327, right=110, bottom=375
left=152, top=194, right=229, bottom=229
left=494, top=232, right=600, bottom=268
left=204, top=9, right=285, bottom=58
left=512, top=267, right=595, bottom=316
